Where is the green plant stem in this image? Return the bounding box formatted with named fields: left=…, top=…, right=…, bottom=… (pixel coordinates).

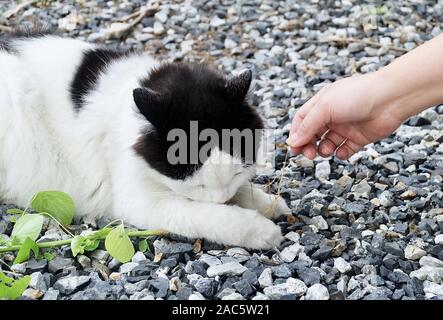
left=0, top=229, right=168, bottom=253
left=125, top=230, right=167, bottom=237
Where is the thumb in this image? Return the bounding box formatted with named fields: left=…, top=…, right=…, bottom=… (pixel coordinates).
left=288, top=103, right=329, bottom=148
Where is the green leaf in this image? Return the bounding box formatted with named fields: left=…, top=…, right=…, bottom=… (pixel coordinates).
left=0, top=272, right=30, bottom=300
left=31, top=191, right=75, bottom=225
left=71, top=236, right=101, bottom=257
left=71, top=235, right=86, bottom=257
left=6, top=209, right=26, bottom=215
left=105, top=224, right=135, bottom=263
left=10, top=214, right=44, bottom=245
left=83, top=239, right=100, bottom=251
left=14, top=237, right=39, bottom=264
left=138, top=239, right=149, bottom=253
left=43, top=252, right=55, bottom=261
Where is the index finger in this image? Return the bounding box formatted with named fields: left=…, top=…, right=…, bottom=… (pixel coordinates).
left=289, top=93, right=319, bottom=137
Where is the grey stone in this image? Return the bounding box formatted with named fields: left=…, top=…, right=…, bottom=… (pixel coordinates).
left=148, top=277, right=169, bottom=298
left=29, top=272, right=47, bottom=292
left=48, top=257, right=74, bottom=273
left=298, top=268, right=321, bottom=286
left=42, top=288, right=60, bottom=300
left=53, top=276, right=91, bottom=295
left=194, top=278, right=218, bottom=298
left=207, top=262, right=247, bottom=277
left=153, top=239, right=193, bottom=257
left=272, top=264, right=292, bottom=278
left=234, top=279, right=254, bottom=298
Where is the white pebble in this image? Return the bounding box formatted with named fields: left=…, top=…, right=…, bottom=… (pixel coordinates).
left=423, top=281, right=443, bottom=299
left=222, top=292, right=245, bottom=300
left=361, top=230, right=374, bottom=237
left=305, top=283, right=329, bottom=300
left=334, top=257, right=352, bottom=273
left=311, top=216, right=328, bottom=230
left=119, top=262, right=139, bottom=274
left=264, top=278, right=307, bottom=299
left=419, top=256, right=443, bottom=268
left=154, top=10, right=168, bottom=23
left=379, top=191, right=394, bottom=207
left=153, top=21, right=165, bottom=35
left=188, top=292, right=206, bottom=300
left=279, top=244, right=303, bottom=263
left=210, top=16, right=226, bottom=27
left=180, top=40, right=194, bottom=53
left=258, top=268, right=273, bottom=288
left=207, top=261, right=247, bottom=277
left=404, top=245, right=427, bottom=260
left=410, top=266, right=443, bottom=283
left=131, top=251, right=147, bottom=263
left=285, top=231, right=300, bottom=243
left=224, top=38, right=237, bottom=49
left=315, top=161, right=331, bottom=180
left=252, top=293, right=270, bottom=300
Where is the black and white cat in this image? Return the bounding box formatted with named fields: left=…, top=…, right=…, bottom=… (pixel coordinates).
left=0, top=32, right=290, bottom=249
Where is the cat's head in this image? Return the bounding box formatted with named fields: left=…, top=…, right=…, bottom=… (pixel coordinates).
left=133, top=62, right=264, bottom=203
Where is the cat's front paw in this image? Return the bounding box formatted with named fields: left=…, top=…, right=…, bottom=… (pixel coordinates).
left=258, top=194, right=291, bottom=220
left=240, top=214, right=284, bottom=250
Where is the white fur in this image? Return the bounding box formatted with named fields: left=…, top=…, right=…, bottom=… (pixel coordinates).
left=0, top=36, right=290, bottom=249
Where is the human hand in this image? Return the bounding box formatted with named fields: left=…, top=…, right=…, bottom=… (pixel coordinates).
left=286, top=71, right=406, bottom=160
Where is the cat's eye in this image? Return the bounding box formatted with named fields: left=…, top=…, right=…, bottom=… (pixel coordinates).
left=234, top=172, right=243, bottom=176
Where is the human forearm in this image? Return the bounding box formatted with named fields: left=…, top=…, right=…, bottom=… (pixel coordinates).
left=373, top=33, right=443, bottom=121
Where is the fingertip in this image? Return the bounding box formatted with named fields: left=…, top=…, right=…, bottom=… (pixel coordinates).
left=303, top=145, right=317, bottom=160
left=290, top=146, right=303, bottom=155
left=335, top=147, right=349, bottom=160
left=287, top=133, right=314, bottom=149
left=318, top=140, right=335, bottom=157
left=286, top=134, right=298, bottom=147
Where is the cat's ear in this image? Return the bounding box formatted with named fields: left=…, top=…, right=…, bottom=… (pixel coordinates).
left=133, top=88, right=162, bottom=125
left=226, top=69, right=252, bottom=100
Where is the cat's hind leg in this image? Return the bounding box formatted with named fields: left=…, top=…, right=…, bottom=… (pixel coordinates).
left=230, top=183, right=291, bottom=219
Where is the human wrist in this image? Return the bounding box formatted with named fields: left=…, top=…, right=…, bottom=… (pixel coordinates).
left=370, top=67, right=426, bottom=123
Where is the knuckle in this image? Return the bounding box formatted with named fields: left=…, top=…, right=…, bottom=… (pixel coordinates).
left=300, top=120, right=308, bottom=130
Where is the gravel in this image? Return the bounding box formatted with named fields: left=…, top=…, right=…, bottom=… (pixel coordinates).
left=1, top=0, right=443, bottom=301
left=53, top=276, right=91, bottom=295
left=258, top=268, right=273, bottom=288
left=206, top=261, right=248, bottom=277
left=305, top=283, right=330, bottom=300
left=263, top=278, right=307, bottom=299
left=404, top=245, right=427, bottom=261
left=334, top=257, right=352, bottom=274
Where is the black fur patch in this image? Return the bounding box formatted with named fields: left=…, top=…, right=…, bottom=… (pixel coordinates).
left=0, top=40, right=13, bottom=53
left=133, top=63, right=264, bottom=180
left=70, top=48, right=126, bottom=110
left=0, top=25, right=55, bottom=54
left=11, top=25, right=55, bottom=38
